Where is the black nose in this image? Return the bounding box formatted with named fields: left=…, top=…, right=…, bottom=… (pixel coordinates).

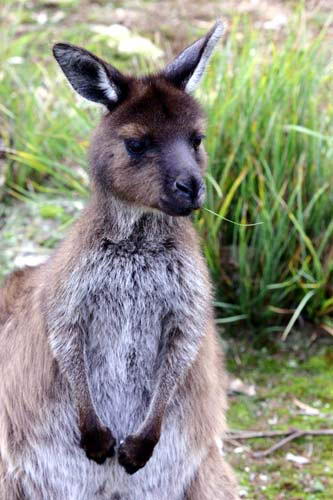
left=174, top=179, right=193, bottom=197
left=173, top=176, right=204, bottom=204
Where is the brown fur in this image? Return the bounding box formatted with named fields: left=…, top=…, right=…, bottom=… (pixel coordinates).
left=186, top=446, right=238, bottom=500
left=0, top=267, right=35, bottom=325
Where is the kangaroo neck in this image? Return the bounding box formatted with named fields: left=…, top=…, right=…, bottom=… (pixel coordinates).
left=89, top=191, right=181, bottom=244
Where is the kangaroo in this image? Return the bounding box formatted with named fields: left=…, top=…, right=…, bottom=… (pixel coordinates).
left=0, top=21, right=239, bottom=499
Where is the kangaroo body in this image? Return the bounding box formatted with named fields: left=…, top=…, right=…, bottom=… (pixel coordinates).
left=0, top=21, right=239, bottom=499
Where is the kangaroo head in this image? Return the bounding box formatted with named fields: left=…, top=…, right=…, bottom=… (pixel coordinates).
left=53, top=21, right=223, bottom=217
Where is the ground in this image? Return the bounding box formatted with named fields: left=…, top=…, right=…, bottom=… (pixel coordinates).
left=226, top=338, right=333, bottom=498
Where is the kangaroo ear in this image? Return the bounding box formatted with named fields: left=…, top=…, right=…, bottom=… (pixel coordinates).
left=53, top=43, right=128, bottom=108
left=163, top=21, right=224, bottom=93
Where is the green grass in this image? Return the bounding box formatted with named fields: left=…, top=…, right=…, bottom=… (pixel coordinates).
left=1, top=3, right=333, bottom=336
left=199, top=15, right=333, bottom=335
left=0, top=0, right=154, bottom=198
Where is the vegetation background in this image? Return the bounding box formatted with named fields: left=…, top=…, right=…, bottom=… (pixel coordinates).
left=1, top=0, right=332, bottom=497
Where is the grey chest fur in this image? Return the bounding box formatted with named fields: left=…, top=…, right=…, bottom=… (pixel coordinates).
left=80, top=237, right=184, bottom=439
left=40, top=234, right=207, bottom=500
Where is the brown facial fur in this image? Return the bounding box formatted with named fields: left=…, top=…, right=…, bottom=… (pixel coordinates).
left=89, top=78, right=207, bottom=214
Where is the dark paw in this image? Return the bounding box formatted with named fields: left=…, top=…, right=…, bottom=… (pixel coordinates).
left=80, top=425, right=116, bottom=464
left=118, top=434, right=157, bottom=474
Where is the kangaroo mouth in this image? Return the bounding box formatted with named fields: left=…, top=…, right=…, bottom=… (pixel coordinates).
left=159, top=198, right=201, bottom=217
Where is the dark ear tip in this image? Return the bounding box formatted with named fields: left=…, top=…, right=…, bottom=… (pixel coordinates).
left=52, top=42, right=80, bottom=60
left=53, top=43, right=68, bottom=58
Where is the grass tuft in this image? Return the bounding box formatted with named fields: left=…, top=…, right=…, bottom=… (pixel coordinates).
left=199, top=15, right=333, bottom=333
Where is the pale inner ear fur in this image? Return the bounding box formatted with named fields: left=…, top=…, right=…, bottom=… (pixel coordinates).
left=185, top=22, right=224, bottom=93
left=97, top=66, right=118, bottom=103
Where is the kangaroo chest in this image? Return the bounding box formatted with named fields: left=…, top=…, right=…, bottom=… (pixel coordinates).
left=80, top=238, right=185, bottom=438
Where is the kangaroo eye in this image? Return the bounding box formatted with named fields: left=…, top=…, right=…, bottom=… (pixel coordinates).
left=191, top=133, right=204, bottom=151
left=125, top=138, right=148, bottom=156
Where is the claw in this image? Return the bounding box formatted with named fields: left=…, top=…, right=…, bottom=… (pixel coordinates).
left=80, top=425, right=116, bottom=464
left=118, top=434, right=157, bottom=474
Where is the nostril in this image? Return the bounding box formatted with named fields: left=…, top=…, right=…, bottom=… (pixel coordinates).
left=174, top=180, right=192, bottom=197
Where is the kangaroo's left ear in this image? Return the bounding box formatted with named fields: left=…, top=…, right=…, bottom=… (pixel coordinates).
left=163, top=20, right=224, bottom=93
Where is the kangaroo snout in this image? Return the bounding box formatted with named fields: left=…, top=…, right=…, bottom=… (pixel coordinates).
left=173, top=175, right=205, bottom=208
left=160, top=138, right=206, bottom=216
left=162, top=172, right=205, bottom=216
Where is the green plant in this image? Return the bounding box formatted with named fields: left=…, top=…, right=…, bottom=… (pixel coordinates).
left=199, top=15, right=333, bottom=334
left=0, top=0, right=156, bottom=200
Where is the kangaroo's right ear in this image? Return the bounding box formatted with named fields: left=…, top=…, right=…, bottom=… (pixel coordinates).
left=53, top=43, right=128, bottom=109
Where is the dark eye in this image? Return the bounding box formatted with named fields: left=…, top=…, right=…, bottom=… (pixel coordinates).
left=125, top=138, right=148, bottom=156
left=191, top=134, right=204, bottom=151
